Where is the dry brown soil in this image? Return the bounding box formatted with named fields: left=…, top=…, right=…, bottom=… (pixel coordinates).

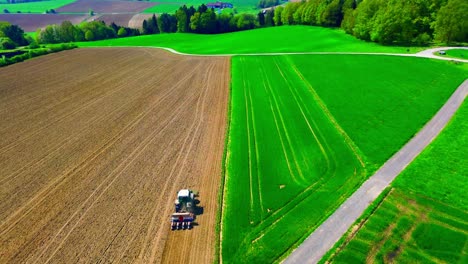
left=0, top=14, right=87, bottom=32
left=0, top=48, right=230, bottom=263
left=57, top=0, right=157, bottom=13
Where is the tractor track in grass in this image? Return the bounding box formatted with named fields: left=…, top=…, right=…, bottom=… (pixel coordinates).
left=283, top=79, right=468, bottom=263
left=0, top=48, right=230, bottom=264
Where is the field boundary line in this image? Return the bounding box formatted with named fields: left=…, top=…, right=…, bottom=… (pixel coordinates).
left=81, top=46, right=468, bottom=62
left=283, top=79, right=468, bottom=263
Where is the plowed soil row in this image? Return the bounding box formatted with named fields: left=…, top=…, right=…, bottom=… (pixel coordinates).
left=0, top=48, right=230, bottom=263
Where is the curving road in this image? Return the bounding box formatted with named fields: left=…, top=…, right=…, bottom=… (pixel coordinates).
left=85, top=46, right=468, bottom=62
left=283, top=79, right=468, bottom=264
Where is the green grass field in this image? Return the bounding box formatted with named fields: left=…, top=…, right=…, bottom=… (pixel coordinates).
left=445, top=49, right=468, bottom=60
left=78, top=26, right=422, bottom=54
left=325, top=101, right=468, bottom=263
left=143, top=0, right=260, bottom=14
left=222, top=55, right=467, bottom=263
left=0, top=0, right=75, bottom=13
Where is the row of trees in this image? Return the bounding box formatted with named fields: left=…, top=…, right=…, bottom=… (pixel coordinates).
left=341, top=0, right=467, bottom=44
left=0, top=21, right=30, bottom=49
left=36, top=20, right=140, bottom=44
left=26, top=0, right=468, bottom=45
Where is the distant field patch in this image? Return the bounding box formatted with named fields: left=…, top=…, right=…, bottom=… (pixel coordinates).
left=142, top=3, right=184, bottom=14
left=143, top=0, right=260, bottom=13
left=96, top=13, right=134, bottom=27
left=222, top=54, right=467, bottom=263
left=0, top=0, right=76, bottom=13
left=326, top=101, right=468, bottom=263
left=0, top=13, right=86, bottom=32
left=78, top=26, right=422, bottom=54
left=56, top=0, right=157, bottom=13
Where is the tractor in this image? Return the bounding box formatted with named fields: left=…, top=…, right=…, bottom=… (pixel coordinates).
left=171, top=189, right=197, bottom=230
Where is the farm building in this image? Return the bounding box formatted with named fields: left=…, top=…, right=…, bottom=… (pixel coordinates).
left=206, top=2, right=233, bottom=9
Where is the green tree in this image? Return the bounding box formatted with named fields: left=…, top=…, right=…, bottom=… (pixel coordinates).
left=176, top=6, right=189, bottom=32
left=434, top=0, right=468, bottom=43
left=85, top=30, right=94, bottom=41
left=258, top=11, right=265, bottom=26
left=273, top=6, right=284, bottom=26
left=237, top=13, right=257, bottom=30
left=0, top=21, right=28, bottom=46
left=117, top=27, right=127, bottom=37
left=190, top=12, right=201, bottom=32
left=265, top=9, right=275, bottom=26
left=200, top=9, right=217, bottom=33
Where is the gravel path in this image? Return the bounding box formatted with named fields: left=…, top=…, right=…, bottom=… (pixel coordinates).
left=283, top=79, right=468, bottom=264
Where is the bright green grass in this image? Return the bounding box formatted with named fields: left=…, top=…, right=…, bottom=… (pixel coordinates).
left=142, top=3, right=183, bottom=14
left=325, top=101, right=468, bottom=263
left=330, top=190, right=467, bottom=263
left=289, top=55, right=468, bottom=166
left=143, top=0, right=259, bottom=14
left=0, top=0, right=76, bottom=13
left=223, top=55, right=467, bottom=263
left=445, top=49, right=468, bottom=60
left=223, top=55, right=366, bottom=263
left=78, top=25, right=422, bottom=54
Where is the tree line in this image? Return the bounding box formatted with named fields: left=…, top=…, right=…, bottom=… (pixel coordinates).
left=138, top=0, right=466, bottom=44
left=36, top=20, right=140, bottom=44
left=6, top=0, right=466, bottom=46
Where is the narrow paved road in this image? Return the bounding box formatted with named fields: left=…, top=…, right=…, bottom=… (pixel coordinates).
left=86, top=46, right=468, bottom=62
left=283, top=79, right=468, bottom=264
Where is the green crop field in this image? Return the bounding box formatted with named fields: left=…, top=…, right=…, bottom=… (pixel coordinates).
left=143, top=0, right=260, bottom=14
left=445, top=49, right=468, bottom=60
left=0, top=0, right=76, bottom=13
left=222, top=54, right=467, bottom=263
left=78, top=26, right=421, bottom=54
left=325, top=101, right=468, bottom=263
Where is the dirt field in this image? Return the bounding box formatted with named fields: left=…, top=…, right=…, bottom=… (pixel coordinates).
left=0, top=14, right=87, bottom=32
left=57, top=0, right=157, bottom=13
left=97, top=13, right=135, bottom=27
left=128, top=13, right=154, bottom=29
left=0, top=48, right=230, bottom=263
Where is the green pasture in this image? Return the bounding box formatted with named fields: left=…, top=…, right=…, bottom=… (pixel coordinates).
left=289, top=55, right=468, bottom=166
left=222, top=55, right=467, bottom=263
left=0, top=0, right=75, bottom=13
left=78, top=26, right=421, bottom=54
left=326, top=101, right=468, bottom=263
left=143, top=3, right=184, bottom=14
left=223, top=55, right=366, bottom=263
left=143, top=0, right=260, bottom=14
left=445, top=49, right=468, bottom=60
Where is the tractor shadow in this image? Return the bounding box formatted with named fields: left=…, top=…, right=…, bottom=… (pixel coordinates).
left=194, top=199, right=204, bottom=216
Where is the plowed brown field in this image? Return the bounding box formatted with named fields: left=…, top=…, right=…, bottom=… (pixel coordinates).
left=0, top=48, right=230, bottom=263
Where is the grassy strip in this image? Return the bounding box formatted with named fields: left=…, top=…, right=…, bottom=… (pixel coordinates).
left=323, top=100, right=468, bottom=263
left=0, top=0, right=76, bottom=13
left=444, top=49, right=468, bottom=60
left=214, top=57, right=233, bottom=264
left=77, top=26, right=423, bottom=54
left=0, top=43, right=77, bottom=67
